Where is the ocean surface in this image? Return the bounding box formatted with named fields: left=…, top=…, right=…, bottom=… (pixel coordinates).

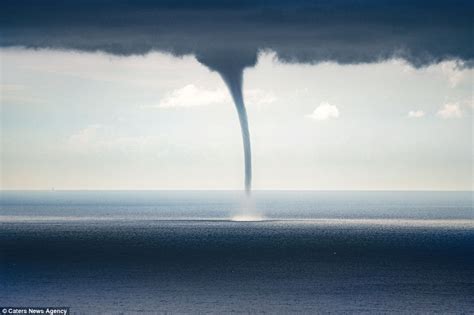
left=1, top=191, right=473, bottom=314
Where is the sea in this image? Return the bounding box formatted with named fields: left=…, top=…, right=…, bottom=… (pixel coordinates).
left=1, top=191, right=473, bottom=314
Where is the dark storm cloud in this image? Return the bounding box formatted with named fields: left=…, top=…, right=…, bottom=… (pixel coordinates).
left=1, top=0, right=472, bottom=68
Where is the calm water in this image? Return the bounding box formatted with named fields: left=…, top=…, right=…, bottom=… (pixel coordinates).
left=1, top=191, right=473, bottom=314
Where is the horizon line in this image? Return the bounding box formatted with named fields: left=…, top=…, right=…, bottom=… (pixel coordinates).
left=1, top=189, right=472, bottom=192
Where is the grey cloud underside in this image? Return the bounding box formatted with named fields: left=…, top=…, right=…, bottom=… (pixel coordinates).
left=1, top=2, right=473, bottom=68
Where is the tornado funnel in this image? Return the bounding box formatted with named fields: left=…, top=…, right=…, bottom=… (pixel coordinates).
left=197, top=51, right=257, bottom=195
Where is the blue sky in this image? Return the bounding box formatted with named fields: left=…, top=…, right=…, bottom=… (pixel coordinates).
left=1, top=49, right=472, bottom=190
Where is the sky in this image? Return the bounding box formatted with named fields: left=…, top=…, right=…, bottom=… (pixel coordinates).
left=1, top=49, right=472, bottom=190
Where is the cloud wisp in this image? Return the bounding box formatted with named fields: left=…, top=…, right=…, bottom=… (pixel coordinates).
left=148, top=84, right=277, bottom=109
left=437, top=103, right=463, bottom=119
left=408, top=110, right=426, bottom=118
left=158, top=84, right=228, bottom=108
left=307, top=103, right=340, bottom=121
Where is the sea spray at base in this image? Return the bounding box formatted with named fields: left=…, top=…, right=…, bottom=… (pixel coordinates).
left=231, top=194, right=264, bottom=221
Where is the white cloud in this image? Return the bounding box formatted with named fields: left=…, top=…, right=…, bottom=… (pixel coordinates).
left=149, top=84, right=277, bottom=109
left=157, top=84, right=229, bottom=108
left=440, top=61, right=466, bottom=87
left=408, top=110, right=425, bottom=118
left=306, top=102, right=340, bottom=121
left=437, top=103, right=462, bottom=119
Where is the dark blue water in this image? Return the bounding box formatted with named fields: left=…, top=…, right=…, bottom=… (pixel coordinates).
left=1, top=191, right=473, bottom=314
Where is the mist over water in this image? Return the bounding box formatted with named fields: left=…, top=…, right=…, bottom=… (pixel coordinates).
left=1, top=191, right=472, bottom=221
left=232, top=195, right=264, bottom=221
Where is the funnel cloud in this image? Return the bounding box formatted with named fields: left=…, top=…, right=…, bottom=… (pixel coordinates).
left=197, top=51, right=257, bottom=194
